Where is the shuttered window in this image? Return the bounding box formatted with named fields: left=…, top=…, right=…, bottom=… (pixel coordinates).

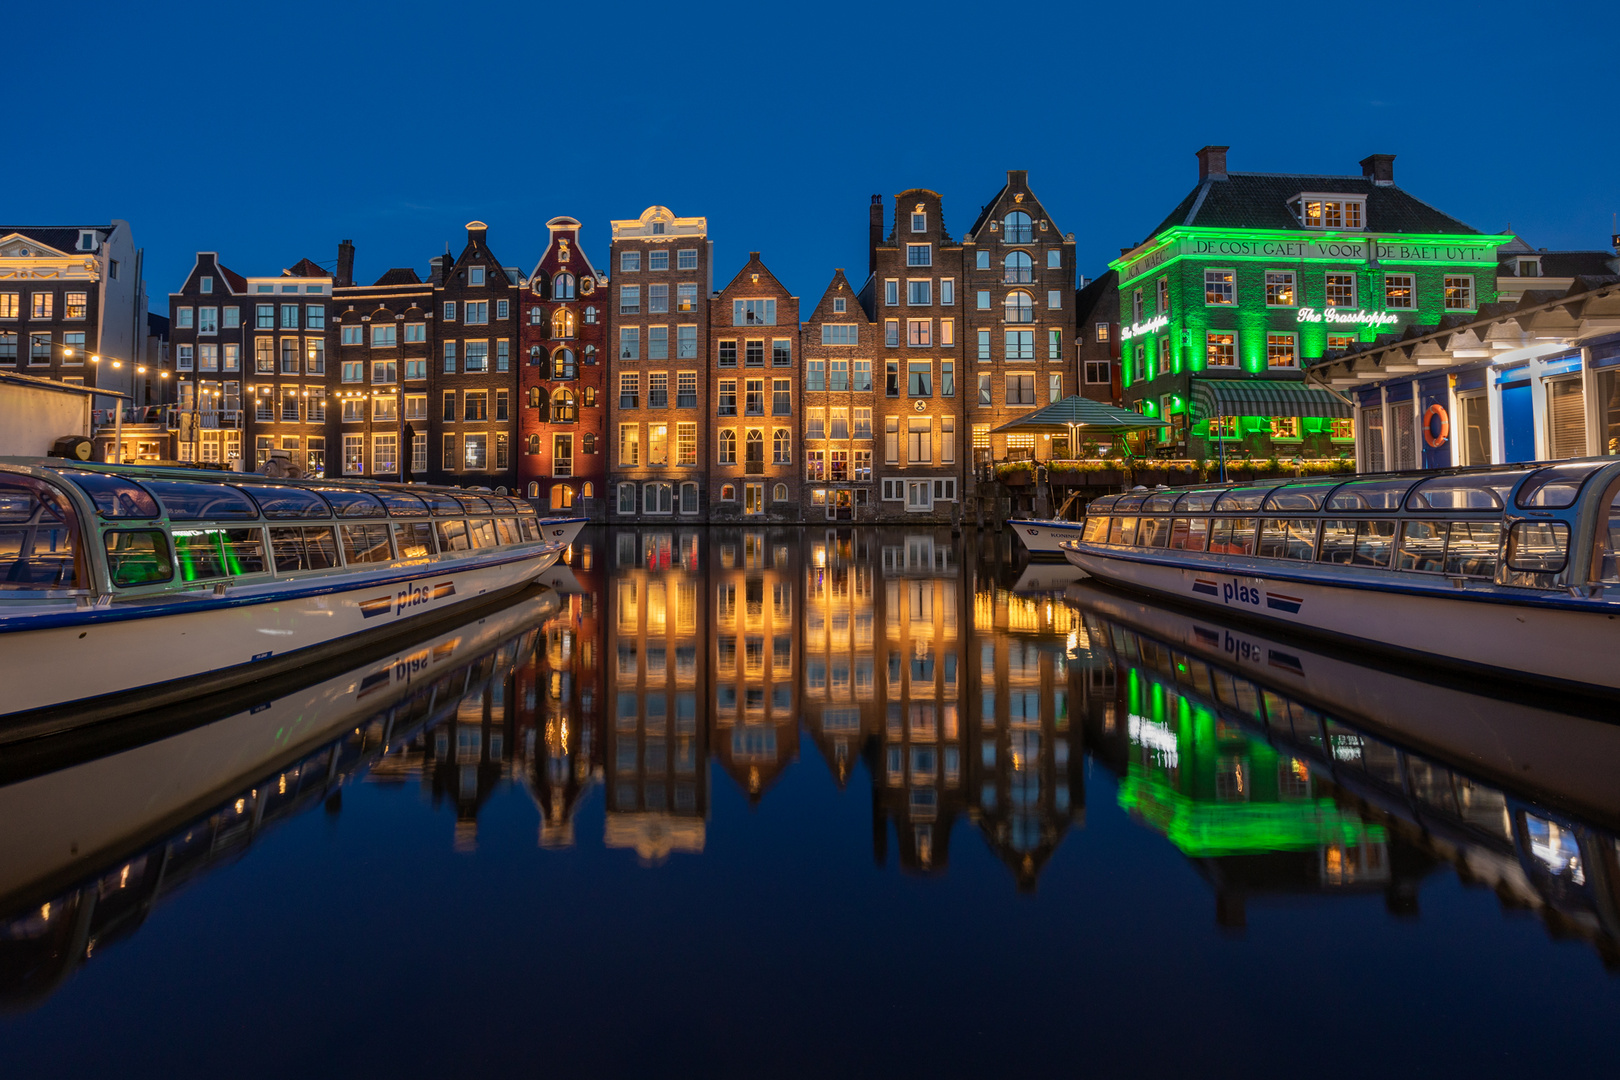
left=1460, top=393, right=1491, bottom=465
left=1391, top=404, right=1417, bottom=470
left=1361, top=406, right=1385, bottom=472
left=1547, top=377, right=1587, bottom=460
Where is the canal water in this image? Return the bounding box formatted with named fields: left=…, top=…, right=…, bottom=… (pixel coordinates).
left=3, top=526, right=1618, bottom=1078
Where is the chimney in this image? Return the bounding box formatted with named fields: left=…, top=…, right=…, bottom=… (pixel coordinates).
left=336, top=239, right=355, bottom=288
left=1360, top=154, right=1396, bottom=185
left=1195, top=145, right=1229, bottom=181
left=869, top=195, right=884, bottom=275
left=1007, top=169, right=1029, bottom=192
left=429, top=255, right=447, bottom=286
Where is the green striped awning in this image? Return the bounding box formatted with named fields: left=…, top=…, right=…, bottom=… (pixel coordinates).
left=1190, top=378, right=1352, bottom=421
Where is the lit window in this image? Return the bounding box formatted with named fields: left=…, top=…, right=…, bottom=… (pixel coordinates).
left=1204, top=270, right=1234, bottom=305
left=1324, top=273, right=1355, bottom=308
left=1265, top=271, right=1295, bottom=307
left=1206, top=332, right=1237, bottom=368
left=1266, top=334, right=1297, bottom=368
left=1444, top=276, right=1474, bottom=310
left=1384, top=274, right=1415, bottom=309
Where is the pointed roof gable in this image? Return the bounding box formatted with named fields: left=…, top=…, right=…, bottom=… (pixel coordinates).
left=373, top=267, right=422, bottom=286
left=527, top=215, right=603, bottom=282
left=805, top=269, right=870, bottom=323
left=715, top=252, right=795, bottom=304
left=965, top=170, right=1066, bottom=241
left=283, top=258, right=331, bottom=279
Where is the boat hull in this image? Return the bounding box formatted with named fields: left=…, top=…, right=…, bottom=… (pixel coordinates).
left=0, top=543, right=565, bottom=730
left=1061, top=541, right=1620, bottom=695
left=1008, top=519, right=1087, bottom=557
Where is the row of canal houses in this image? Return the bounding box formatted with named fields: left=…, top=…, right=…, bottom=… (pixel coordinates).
left=152, top=147, right=1620, bottom=520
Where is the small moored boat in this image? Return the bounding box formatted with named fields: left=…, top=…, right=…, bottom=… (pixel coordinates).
left=1059, top=459, right=1620, bottom=696
left=0, top=460, right=584, bottom=727
left=1007, top=517, right=1089, bottom=557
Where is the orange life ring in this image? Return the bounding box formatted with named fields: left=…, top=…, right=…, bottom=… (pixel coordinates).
left=1423, top=403, right=1449, bottom=448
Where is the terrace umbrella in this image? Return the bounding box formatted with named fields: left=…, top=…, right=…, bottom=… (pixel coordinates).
left=989, top=395, right=1168, bottom=458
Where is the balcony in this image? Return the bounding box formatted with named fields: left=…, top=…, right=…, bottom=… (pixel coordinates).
left=745, top=460, right=765, bottom=475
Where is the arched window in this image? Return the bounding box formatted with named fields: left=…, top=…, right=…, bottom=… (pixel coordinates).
left=550, top=483, right=574, bottom=509
left=1005, top=290, right=1035, bottom=323
left=745, top=429, right=764, bottom=464
left=583, top=306, right=597, bottom=325
left=527, top=386, right=541, bottom=409
left=581, top=481, right=594, bottom=498
left=720, top=483, right=736, bottom=501
left=529, top=344, right=543, bottom=365
left=551, top=308, right=575, bottom=339
left=527, top=481, right=539, bottom=498
left=553, top=273, right=576, bottom=300
left=773, top=427, right=790, bottom=464
left=1003, top=211, right=1033, bottom=243
left=583, top=344, right=597, bottom=365
left=773, top=483, right=787, bottom=502
left=551, top=388, right=577, bottom=423
left=718, top=429, right=737, bottom=464
left=1003, top=250, right=1033, bottom=283
left=553, top=348, right=576, bottom=379
left=529, top=306, right=543, bottom=325
left=583, top=386, right=596, bottom=408
left=528, top=433, right=541, bottom=455
left=583, top=432, right=596, bottom=454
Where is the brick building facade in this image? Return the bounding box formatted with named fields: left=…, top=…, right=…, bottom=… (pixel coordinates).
left=168, top=253, right=247, bottom=467
left=708, top=253, right=799, bottom=522
left=331, top=241, right=433, bottom=481
left=430, top=222, right=521, bottom=489
left=608, top=206, right=713, bottom=522
left=861, top=189, right=964, bottom=521
left=1074, top=269, right=1121, bottom=407
left=520, top=216, right=607, bottom=517
left=962, top=170, right=1077, bottom=475
left=799, top=269, right=878, bottom=521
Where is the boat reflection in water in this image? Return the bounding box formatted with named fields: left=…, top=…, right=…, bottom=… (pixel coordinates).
left=1070, top=580, right=1620, bottom=960
left=0, top=585, right=565, bottom=1009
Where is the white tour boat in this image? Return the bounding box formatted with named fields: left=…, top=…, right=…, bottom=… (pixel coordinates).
left=1008, top=517, right=1090, bottom=557
left=1058, top=459, right=1620, bottom=696
left=0, top=460, right=584, bottom=729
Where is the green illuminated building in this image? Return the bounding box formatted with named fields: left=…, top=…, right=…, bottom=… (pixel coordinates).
left=1109, top=147, right=1512, bottom=460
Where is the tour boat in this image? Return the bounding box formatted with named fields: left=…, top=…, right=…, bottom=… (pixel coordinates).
left=0, top=459, right=585, bottom=729
left=1058, top=459, right=1620, bottom=696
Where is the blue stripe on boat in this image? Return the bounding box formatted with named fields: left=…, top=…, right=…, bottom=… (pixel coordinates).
left=1265, top=592, right=1304, bottom=614
left=1192, top=579, right=1220, bottom=597
left=359, top=596, right=393, bottom=619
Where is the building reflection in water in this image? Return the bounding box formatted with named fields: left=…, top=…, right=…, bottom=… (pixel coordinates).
left=11, top=526, right=1620, bottom=1014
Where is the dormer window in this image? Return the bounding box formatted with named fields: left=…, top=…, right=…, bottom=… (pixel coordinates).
left=1291, top=195, right=1365, bottom=229
left=652, top=221, right=666, bottom=234
left=77, top=230, right=98, bottom=251
left=1516, top=258, right=1540, bottom=278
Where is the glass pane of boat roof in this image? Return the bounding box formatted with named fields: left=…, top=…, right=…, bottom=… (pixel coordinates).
left=1406, top=473, right=1518, bottom=510
left=1087, top=495, right=1120, bottom=513
left=377, top=491, right=431, bottom=516
left=454, top=494, right=495, bottom=515
left=237, top=484, right=331, bottom=519
left=1143, top=492, right=1178, bottom=512
left=1263, top=482, right=1342, bottom=511
left=313, top=488, right=386, bottom=518
left=1213, top=485, right=1280, bottom=511
left=1515, top=462, right=1605, bottom=509
left=142, top=479, right=258, bottom=521
left=419, top=492, right=465, bottom=516
left=1327, top=478, right=1417, bottom=511
left=59, top=470, right=160, bottom=518
left=1173, top=489, right=1221, bottom=512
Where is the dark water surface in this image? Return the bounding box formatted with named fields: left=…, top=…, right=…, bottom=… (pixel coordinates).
left=3, top=527, right=1618, bottom=1079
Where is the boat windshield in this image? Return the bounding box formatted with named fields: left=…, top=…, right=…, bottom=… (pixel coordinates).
left=1213, top=485, right=1281, bottom=511
left=0, top=478, right=82, bottom=589
left=1516, top=462, right=1606, bottom=509
left=238, top=484, right=332, bottom=519
left=1262, top=482, right=1341, bottom=512
left=1327, top=477, right=1417, bottom=512
left=58, top=470, right=161, bottom=518
left=142, top=480, right=259, bottom=521
left=1406, top=471, right=1524, bottom=511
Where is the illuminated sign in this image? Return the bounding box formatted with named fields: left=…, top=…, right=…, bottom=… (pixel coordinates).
left=1120, top=314, right=1169, bottom=340
left=1296, top=307, right=1399, bottom=329
left=1113, top=230, right=1509, bottom=284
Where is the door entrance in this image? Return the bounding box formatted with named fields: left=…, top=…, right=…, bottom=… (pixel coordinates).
left=1501, top=380, right=1534, bottom=462
left=744, top=482, right=764, bottom=515
left=828, top=488, right=853, bottom=521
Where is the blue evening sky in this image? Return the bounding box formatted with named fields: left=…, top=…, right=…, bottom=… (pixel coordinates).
left=7, top=0, right=1615, bottom=307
